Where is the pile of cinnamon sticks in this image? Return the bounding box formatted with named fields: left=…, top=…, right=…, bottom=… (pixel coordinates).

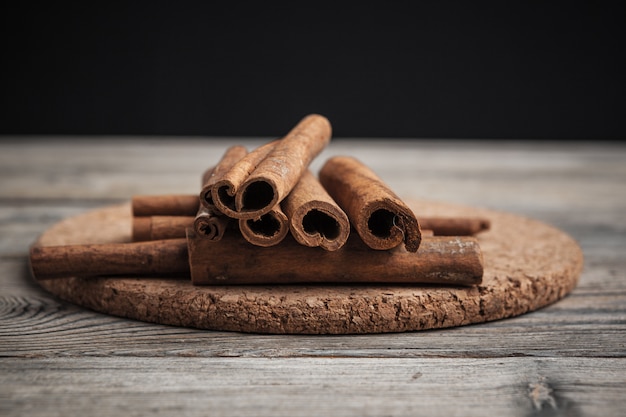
left=129, top=114, right=488, bottom=285
left=31, top=114, right=489, bottom=286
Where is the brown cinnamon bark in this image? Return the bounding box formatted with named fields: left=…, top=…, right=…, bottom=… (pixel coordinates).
left=30, top=232, right=483, bottom=286
left=188, top=230, right=483, bottom=286
left=199, top=145, right=248, bottom=208
left=212, top=140, right=279, bottom=218
left=30, top=239, right=189, bottom=280
left=193, top=159, right=239, bottom=242
left=132, top=194, right=199, bottom=217
left=213, top=114, right=332, bottom=219
left=238, top=206, right=289, bottom=247
left=419, top=217, right=491, bottom=236
left=132, top=216, right=194, bottom=241
left=194, top=207, right=230, bottom=241
left=133, top=195, right=491, bottom=237
left=319, top=156, right=422, bottom=252
left=130, top=213, right=251, bottom=242
left=282, top=170, right=350, bottom=251
left=196, top=148, right=248, bottom=240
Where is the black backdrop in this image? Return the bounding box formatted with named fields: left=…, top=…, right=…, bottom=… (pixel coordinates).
left=2, top=2, right=624, bottom=139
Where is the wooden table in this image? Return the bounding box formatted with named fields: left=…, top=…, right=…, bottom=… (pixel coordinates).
left=1, top=137, right=625, bottom=416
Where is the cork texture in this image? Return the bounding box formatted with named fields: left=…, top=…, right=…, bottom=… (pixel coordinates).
left=32, top=201, right=583, bottom=334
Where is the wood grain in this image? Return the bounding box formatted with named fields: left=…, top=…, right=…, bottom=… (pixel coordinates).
left=1, top=138, right=625, bottom=417
left=1, top=356, right=624, bottom=417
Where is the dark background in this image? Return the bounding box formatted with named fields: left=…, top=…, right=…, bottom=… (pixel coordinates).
left=1, top=2, right=624, bottom=139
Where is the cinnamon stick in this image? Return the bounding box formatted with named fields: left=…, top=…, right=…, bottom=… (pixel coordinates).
left=188, top=230, right=483, bottom=286
left=319, top=156, right=422, bottom=252
left=282, top=170, right=350, bottom=251
left=30, top=239, right=190, bottom=280
left=212, top=140, right=279, bottom=218
left=132, top=194, right=199, bottom=217
left=199, top=145, right=248, bottom=209
left=31, top=231, right=483, bottom=286
left=238, top=206, right=289, bottom=247
left=419, top=217, right=491, bottom=236
left=213, top=114, right=331, bottom=219
left=194, top=207, right=230, bottom=241
left=132, top=216, right=194, bottom=241
left=196, top=148, right=248, bottom=241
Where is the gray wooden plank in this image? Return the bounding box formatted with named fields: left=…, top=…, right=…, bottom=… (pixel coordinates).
left=1, top=356, right=625, bottom=417
left=2, top=139, right=625, bottom=212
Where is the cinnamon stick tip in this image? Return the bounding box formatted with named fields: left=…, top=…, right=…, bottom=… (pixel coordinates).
left=357, top=202, right=421, bottom=252
left=290, top=203, right=350, bottom=251
left=239, top=209, right=289, bottom=247
left=235, top=177, right=280, bottom=218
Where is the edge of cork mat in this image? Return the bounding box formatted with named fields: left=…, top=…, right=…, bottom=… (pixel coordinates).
left=31, top=200, right=584, bottom=334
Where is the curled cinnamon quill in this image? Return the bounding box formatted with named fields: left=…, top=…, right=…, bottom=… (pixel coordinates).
left=319, top=156, right=422, bottom=252
left=212, top=114, right=331, bottom=219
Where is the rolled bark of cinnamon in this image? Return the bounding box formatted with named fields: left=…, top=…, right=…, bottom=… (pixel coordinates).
left=319, top=156, right=422, bottom=252
left=132, top=216, right=194, bottom=241
left=195, top=148, right=248, bottom=241
left=282, top=170, right=350, bottom=251
left=212, top=140, right=279, bottom=218
left=199, top=145, right=248, bottom=208
left=188, top=230, right=483, bottom=286
left=30, top=239, right=190, bottom=280
left=238, top=206, right=289, bottom=247
left=30, top=233, right=483, bottom=286
left=194, top=207, right=230, bottom=241
left=132, top=195, right=199, bottom=217
left=213, top=114, right=332, bottom=219
left=419, top=217, right=491, bottom=236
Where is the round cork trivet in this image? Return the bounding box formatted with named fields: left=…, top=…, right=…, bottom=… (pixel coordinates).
left=33, top=201, right=583, bottom=334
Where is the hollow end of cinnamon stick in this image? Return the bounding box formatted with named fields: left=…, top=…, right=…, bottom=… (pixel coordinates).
left=293, top=204, right=350, bottom=251
left=319, top=156, right=421, bottom=253
left=194, top=216, right=230, bottom=241
left=235, top=177, right=280, bottom=219
left=199, top=146, right=248, bottom=209
left=360, top=201, right=422, bottom=252
left=281, top=170, right=350, bottom=251
left=213, top=181, right=239, bottom=218
left=194, top=208, right=230, bottom=242
left=200, top=185, right=215, bottom=209
left=238, top=207, right=289, bottom=247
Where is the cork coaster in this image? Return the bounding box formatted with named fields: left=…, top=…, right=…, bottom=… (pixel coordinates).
left=33, top=201, right=583, bottom=334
